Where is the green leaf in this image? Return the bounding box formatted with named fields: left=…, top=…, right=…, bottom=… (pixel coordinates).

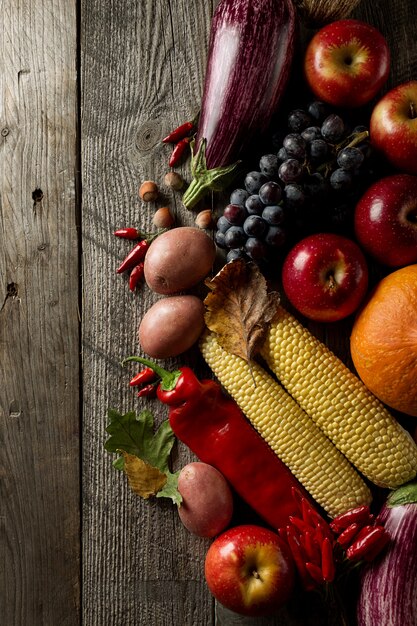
left=104, top=407, right=180, bottom=504
left=157, top=469, right=182, bottom=506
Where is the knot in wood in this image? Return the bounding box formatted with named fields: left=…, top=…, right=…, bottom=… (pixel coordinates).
left=135, top=119, right=162, bottom=153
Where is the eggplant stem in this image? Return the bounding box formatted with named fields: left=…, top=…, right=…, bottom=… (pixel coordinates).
left=182, top=139, right=241, bottom=209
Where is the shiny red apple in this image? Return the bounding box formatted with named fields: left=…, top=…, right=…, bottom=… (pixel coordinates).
left=354, top=174, right=417, bottom=267
left=282, top=233, right=369, bottom=322
left=370, top=81, right=417, bottom=174
left=204, top=524, right=294, bottom=617
left=304, top=19, right=390, bottom=108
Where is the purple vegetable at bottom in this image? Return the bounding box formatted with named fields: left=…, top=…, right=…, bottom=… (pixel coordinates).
left=182, top=0, right=297, bottom=209
left=357, top=480, right=417, bottom=626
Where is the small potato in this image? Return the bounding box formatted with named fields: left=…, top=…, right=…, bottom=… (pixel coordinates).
left=177, top=462, right=234, bottom=538
left=139, top=295, right=205, bottom=359
left=144, top=226, right=216, bottom=294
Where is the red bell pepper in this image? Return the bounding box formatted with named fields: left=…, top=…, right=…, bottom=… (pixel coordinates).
left=123, top=356, right=318, bottom=530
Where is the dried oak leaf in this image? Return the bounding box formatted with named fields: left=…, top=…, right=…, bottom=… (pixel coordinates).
left=204, top=259, right=279, bottom=363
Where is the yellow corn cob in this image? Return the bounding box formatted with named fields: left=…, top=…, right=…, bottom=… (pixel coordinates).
left=199, top=330, right=371, bottom=518
left=261, top=305, right=417, bottom=489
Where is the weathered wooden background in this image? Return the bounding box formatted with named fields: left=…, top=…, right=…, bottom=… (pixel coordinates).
left=1, top=1, right=416, bottom=625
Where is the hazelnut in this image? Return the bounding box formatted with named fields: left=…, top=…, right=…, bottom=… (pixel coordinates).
left=139, top=180, right=159, bottom=202
left=164, top=171, right=185, bottom=191
left=153, top=207, right=175, bottom=229
left=195, top=209, right=213, bottom=230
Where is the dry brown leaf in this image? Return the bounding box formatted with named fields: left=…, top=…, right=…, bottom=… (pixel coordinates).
left=204, top=259, right=279, bottom=363
left=123, top=452, right=167, bottom=499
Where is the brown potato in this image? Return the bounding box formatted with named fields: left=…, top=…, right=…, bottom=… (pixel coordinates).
left=138, top=295, right=205, bottom=358
left=177, top=462, right=234, bottom=537
left=144, top=226, right=215, bottom=294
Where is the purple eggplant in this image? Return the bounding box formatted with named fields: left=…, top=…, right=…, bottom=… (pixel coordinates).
left=357, top=480, right=417, bottom=626
left=182, top=0, right=297, bottom=208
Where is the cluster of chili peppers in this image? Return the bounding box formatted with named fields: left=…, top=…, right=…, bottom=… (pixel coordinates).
left=128, top=365, right=159, bottom=398
left=280, top=491, right=390, bottom=593
left=114, top=227, right=150, bottom=292
left=162, top=118, right=197, bottom=168
left=279, top=489, right=336, bottom=591
left=330, top=504, right=390, bottom=564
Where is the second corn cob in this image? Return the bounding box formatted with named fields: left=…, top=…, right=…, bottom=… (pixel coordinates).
left=199, top=330, right=371, bottom=518
left=261, top=305, right=417, bottom=489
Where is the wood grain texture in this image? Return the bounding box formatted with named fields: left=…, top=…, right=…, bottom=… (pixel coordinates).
left=0, top=1, right=79, bottom=625
left=81, top=1, right=216, bottom=625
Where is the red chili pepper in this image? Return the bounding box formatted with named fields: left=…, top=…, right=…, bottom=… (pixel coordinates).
left=337, top=522, right=360, bottom=548
left=285, top=527, right=315, bottom=591
left=303, top=531, right=321, bottom=565
left=321, top=537, right=335, bottom=582
left=116, top=240, right=149, bottom=274
left=330, top=505, right=372, bottom=534
left=114, top=227, right=143, bottom=240
left=129, top=367, right=156, bottom=387
left=137, top=384, right=157, bottom=398
left=169, top=137, right=190, bottom=167
left=346, top=525, right=390, bottom=563
left=121, top=356, right=317, bottom=530
left=289, top=515, right=311, bottom=535
left=129, top=262, right=145, bottom=291
left=305, top=562, right=324, bottom=585
left=162, top=121, right=195, bottom=144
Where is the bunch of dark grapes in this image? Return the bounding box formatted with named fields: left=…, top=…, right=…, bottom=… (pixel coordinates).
left=215, top=100, right=377, bottom=264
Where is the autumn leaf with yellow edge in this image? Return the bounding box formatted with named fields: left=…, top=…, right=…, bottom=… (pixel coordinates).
left=105, top=408, right=182, bottom=505
left=204, top=259, right=279, bottom=364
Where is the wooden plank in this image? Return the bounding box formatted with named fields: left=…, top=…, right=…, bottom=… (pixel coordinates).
left=0, top=1, right=80, bottom=625
left=81, top=1, right=217, bottom=625
left=81, top=1, right=417, bottom=626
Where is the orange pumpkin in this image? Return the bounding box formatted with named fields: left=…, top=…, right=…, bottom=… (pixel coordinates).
left=350, top=264, right=417, bottom=417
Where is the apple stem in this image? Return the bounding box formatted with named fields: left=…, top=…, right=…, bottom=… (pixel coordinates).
left=252, top=570, right=261, bottom=580
left=409, top=101, right=416, bottom=119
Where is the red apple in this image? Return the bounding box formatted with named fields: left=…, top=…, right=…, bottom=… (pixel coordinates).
left=354, top=174, right=417, bottom=267
left=282, top=233, right=368, bottom=322
left=370, top=81, right=417, bottom=174
left=304, top=19, right=390, bottom=108
left=204, top=524, right=294, bottom=617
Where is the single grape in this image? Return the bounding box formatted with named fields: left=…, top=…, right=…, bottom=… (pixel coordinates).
left=259, top=181, right=282, bottom=205
left=243, top=215, right=267, bottom=238
left=277, top=147, right=288, bottom=162
left=264, top=226, right=286, bottom=247
left=283, top=133, right=306, bottom=160
left=224, top=226, right=247, bottom=248
left=301, top=126, right=322, bottom=143
left=283, top=184, right=306, bottom=209
left=330, top=168, right=353, bottom=191
left=230, top=188, right=249, bottom=206
left=287, top=109, right=311, bottom=132
left=244, top=171, right=267, bottom=194
left=223, top=203, right=247, bottom=225
left=304, top=172, right=327, bottom=198
left=262, top=205, right=285, bottom=226
left=227, top=248, right=247, bottom=262
left=307, top=101, right=329, bottom=124
left=215, top=230, right=228, bottom=249
left=245, top=237, right=267, bottom=261
left=216, top=215, right=231, bottom=233
left=337, top=146, right=364, bottom=171
left=321, top=114, right=345, bottom=143
left=278, top=159, right=304, bottom=184
left=245, top=194, right=264, bottom=215
left=309, top=138, right=329, bottom=161
left=259, top=154, right=279, bottom=178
